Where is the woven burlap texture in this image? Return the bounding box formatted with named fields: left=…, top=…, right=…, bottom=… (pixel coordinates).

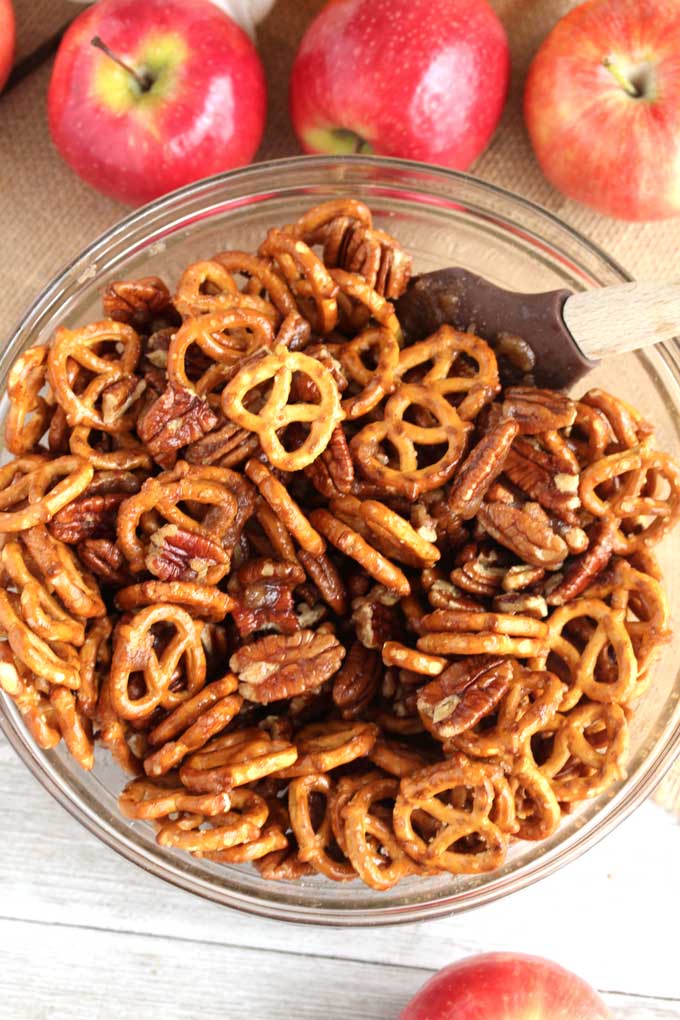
left=1, top=0, right=679, bottom=810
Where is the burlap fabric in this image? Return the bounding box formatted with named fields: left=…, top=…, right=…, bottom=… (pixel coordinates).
left=1, top=0, right=679, bottom=809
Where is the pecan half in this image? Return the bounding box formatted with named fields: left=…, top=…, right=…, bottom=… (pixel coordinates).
left=304, top=424, right=354, bottom=497
left=426, top=579, right=485, bottom=612
left=185, top=416, right=260, bottom=467
left=351, top=585, right=401, bottom=649
left=503, top=436, right=581, bottom=523
left=50, top=492, right=127, bottom=543
left=332, top=642, right=382, bottom=719
left=417, top=656, right=513, bottom=740
left=229, top=558, right=305, bottom=637
left=502, top=387, right=576, bottom=435
left=322, top=218, right=412, bottom=299
left=501, top=563, right=545, bottom=592
left=101, top=376, right=146, bottom=429
left=145, top=525, right=228, bottom=582
left=137, top=383, right=218, bottom=469
left=446, top=419, right=519, bottom=519
left=477, top=500, right=568, bottom=569
left=231, top=629, right=346, bottom=704
left=492, top=592, right=548, bottom=618
left=545, top=517, right=616, bottom=606
left=79, top=538, right=131, bottom=586
left=450, top=544, right=507, bottom=597
left=102, top=276, right=172, bottom=327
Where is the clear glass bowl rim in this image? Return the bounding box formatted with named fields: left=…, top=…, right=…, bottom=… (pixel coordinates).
left=1, top=154, right=679, bottom=927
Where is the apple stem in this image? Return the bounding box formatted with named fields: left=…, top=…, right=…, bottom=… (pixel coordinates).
left=603, top=56, right=639, bottom=97
left=90, top=36, right=152, bottom=92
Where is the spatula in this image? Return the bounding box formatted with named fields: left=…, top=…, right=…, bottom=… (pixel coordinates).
left=395, top=268, right=680, bottom=389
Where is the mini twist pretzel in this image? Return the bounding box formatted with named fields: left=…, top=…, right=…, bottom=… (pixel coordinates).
left=393, top=755, right=515, bottom=874
left=330, top=494, right=440, bottom=568
left=259, top=228, right=338, bottom=334
left=245, top=458, right=325, bottom=555
left=199, top=821, right=289, bottom=864
left=0, top=643, right=61, bottom=749
left=0, top=455, right=93, bottom=533
left=47, top=320, right=142, bottom=431
left=117, top=463, right=238, bottom=582
left=343, top=775, right=421, bottom=890
left=180, top=727, right=298, bottom=792
left=222, top=346, right=344, bottom=471
left=368, top=737, right=434, bottom=777
left=69, top=424, right=152, bottom=472
left=350, top=383, right=471, bottom=500
left=2, top=540, right=85, bottom=647
left=329, top=268, right=401, bottom=339
left=417, top=609, right=548, bottom=658
left=335, top=327, right=400, bottom=419
left=23, top=525, right=106, bottom=619
left=155, top=788, right=269, bottom=853
left=167, top=308, right=276, bottom=395
left=212, top=250, right=305, bottom=329
left=78, top=616, right=112, bottom=719
left=173, top=259, right=240, bottom=316
left=381, top=642, right=448, bottom=676
left=538, top=702, right=629, bottom=803
left=0, top=590, right=81, bottom=688
left=119, top=777, right=232, bottom=820
left=451, top=668, right=566, bottom=760
left=274, top=720, right=379, bottom=779
left=108, top=604, right=206, bottom=720
left=115, top=580, right=235, bottom=622
left=534, top=597, right=637, bottom=706
left=288, top=773, right=356, bottom=881
left=288, top=198, right=373, bottom=241
left=581, top=387, right=654, bottom=450
left=5, top=345, right=51, bottom=454
left=309, top=508, right=410, bottom=596
left=507, top=756, right=562, bottom=841
left=49, top=686, right=95, bottom=771
left=144, top=676, right=243, bottom=777
left=396, top=326, right=500, bottom=421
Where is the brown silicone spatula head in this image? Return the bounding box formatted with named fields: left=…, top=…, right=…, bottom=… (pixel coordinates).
left=395, top=268, right=597, bottom=389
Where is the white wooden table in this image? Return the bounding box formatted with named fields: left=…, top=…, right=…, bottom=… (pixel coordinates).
left=1, top=733, right=678, bottom=1020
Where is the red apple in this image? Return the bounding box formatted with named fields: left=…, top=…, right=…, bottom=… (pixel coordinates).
left=0, top=0, right=15, bottom=93
left=48, top=0, right=266, bottom=206
left=524, top=0, right=680, bottom=221
left=401, top=953, right=610, bottom=1020
left=289, top=0, right=509, bottom=169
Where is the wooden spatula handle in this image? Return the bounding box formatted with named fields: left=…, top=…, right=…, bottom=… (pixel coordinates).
left=563, top=281, right=680, bottom=360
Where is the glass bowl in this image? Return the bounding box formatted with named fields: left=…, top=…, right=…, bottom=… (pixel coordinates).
left=1, top=155, right=679, bottom=925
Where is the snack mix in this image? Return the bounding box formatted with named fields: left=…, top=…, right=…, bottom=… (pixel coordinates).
left=1, top=199, right=678, bottom=890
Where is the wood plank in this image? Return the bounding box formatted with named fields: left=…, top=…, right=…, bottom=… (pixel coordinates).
left=0, top=918, right=677, bottom=1020
left=2, top=736, right=679, bottom=1000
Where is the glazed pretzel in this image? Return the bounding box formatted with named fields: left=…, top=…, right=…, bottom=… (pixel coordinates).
left=350, top=383, right=471, bottom=500
left=4, top=345, right=51, bottom=454
left=417, top=609, right=549, bottom=658
left=212, top=250, right=305, bottom=329
left=200, top=821, right=289, bottom=864
left=531, top=597, right=638, bottom=708
left=330, top=268, right=401, bottom=338
left=538, top=702, right=629, bottom=802
left=144, top=675, right=243, bottom=776
left=581, top=388, right=654, bottom=450
left=2, top=540, right=85, bottom=648
left=23, top=525, right=106, bottom=619
left=288, top=773, right=356, bottom=881
left=274, top=720, right=379, bottom=778
left=155, top=788, right=269, bottom=852
left=116, top=580, right=235, bottom=622
left=343, top=775, right=420, bottom=890
left=78, top=616, right=112, bottom=720
left=335, top=326, right=400, bottom=419
left=180, top=728, right=298, bottom=792
left=119, top=777, right=232, bottom=820
left=368, top=736, right=433, bottom=777
left=396, top=326, right=500, bottom=421
left=173, top=259, right=239, bottom=316
left=259, top=228, right=338, bottom=334
left=0, top=643, right=61, bottom=750
left=382, top=642, right=447, bottom=677
left=451, top=668, right=566, bottom=760
left=108, top=604, right=206, bottom=720
left=288, top=198, right=373, bottom=240
left=49, top=686, right=95, bottom=771
left=47, top=320, right=142, bottom=431
left=167, top=308, right=276, bottom=395
left=0, top=590, right=81, bottom=688
left=507, top=756, right=561, bottom=841
left=393, top=756, right=515, bottom=874
left=0, top=455, right=93, bottom=533
left=117, top=463, right=238, bottom=582
left=245, top=458, right=325, bottom=556
left=222, top=346, right=344, bottom=471
left=69, top=424, right=152, bottom=472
